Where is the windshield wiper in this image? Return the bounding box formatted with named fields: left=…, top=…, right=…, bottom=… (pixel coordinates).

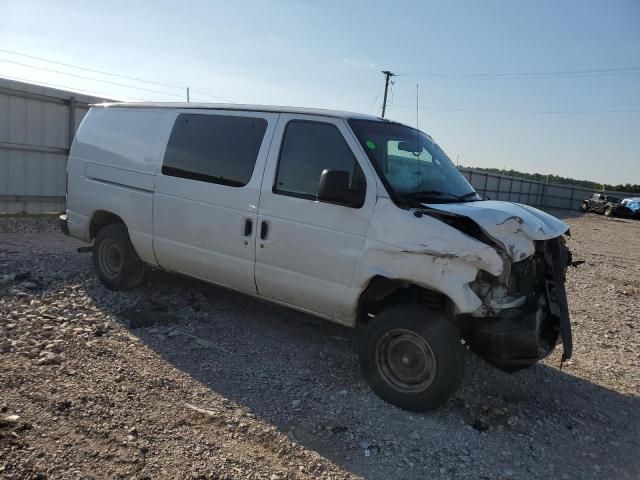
left=460, top=191, right=480, bottom=200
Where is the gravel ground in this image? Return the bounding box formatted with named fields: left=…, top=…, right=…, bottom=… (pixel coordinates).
left=1, top=212, right=639, bottom=479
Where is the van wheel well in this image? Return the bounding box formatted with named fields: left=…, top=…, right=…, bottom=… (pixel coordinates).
left=90, top=211, right=125, bottom=239
left=357, top=276, right=448, bottom=326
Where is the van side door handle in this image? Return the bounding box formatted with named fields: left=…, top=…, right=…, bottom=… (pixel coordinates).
left=244, top=218, right=253, bottom=237
left=260, top=221, right=269, bottom=240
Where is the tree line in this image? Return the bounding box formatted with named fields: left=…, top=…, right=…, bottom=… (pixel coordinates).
left=460, top=166, right=640, bottom=194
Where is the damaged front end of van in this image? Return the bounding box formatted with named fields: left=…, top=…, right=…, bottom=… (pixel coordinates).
left=420, top=201, right=573, bottom=372
left=361, top=198, right=573, bottom=375
left=348, top=119, right=573, bottom=376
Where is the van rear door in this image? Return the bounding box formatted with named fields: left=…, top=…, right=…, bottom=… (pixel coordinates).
left=153, top=110, right=278, bottom=294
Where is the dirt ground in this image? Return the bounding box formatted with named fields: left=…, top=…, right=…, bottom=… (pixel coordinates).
left=1, top=211, right=639, bottom=479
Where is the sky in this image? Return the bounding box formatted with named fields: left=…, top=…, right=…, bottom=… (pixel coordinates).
left=1, top=0, right=639, bottom=185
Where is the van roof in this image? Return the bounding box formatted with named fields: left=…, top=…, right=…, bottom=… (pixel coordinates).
left=92, top=102, right=386, bottom=121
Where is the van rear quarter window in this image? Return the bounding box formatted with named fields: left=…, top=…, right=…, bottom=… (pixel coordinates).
left=162, top=114, right=268, bottom=187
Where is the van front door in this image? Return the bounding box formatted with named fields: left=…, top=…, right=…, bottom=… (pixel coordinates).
left=153, top=110, right=277, bottom=294
left=254, top=114, right=376, bottom=321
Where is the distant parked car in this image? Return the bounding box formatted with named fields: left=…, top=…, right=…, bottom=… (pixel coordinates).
left=579, top=193, right=635, bottom=218
left=622, top=197, right=640, bottom=216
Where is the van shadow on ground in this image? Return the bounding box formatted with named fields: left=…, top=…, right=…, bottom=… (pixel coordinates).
left=86, top=269, right=640, bottom=480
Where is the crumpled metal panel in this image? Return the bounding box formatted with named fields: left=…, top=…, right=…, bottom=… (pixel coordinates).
left=422, top=200, right=569, bottom=262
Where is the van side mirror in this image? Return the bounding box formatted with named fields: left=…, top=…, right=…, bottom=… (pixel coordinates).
left=317, top=169, right=353, bottom=205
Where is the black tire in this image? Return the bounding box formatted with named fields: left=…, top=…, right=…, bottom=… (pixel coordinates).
left=579, top=201, right=589, bottom=213
left=359, top=304, right=465, bottom=412
left=604, top=206, right=614, bottom=217
left=92, top=224, right=145, bottom=290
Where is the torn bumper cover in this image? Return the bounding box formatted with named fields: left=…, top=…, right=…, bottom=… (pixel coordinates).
left=461, top=237, right=573, bottom=372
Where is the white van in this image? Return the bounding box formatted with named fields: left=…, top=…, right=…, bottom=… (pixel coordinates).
left=61, top=103, right=573, bottom=411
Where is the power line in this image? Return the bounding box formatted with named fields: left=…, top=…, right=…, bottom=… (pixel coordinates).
left=368, top=83, right=383, bottom=114
left=188, top=88, right=235, bottom=103
left=0, top=74, right=148, bottom=101
left=0, top=48, right=184, bottom=90
left=3, top=72, right=230, bottom=104
left=399, top=66, right=640, bottom=79
left=0, top=58, right=187, bottom=99
left=388, top=104, right=640, bottom=114
left=0, top=49, right=235, bottom=103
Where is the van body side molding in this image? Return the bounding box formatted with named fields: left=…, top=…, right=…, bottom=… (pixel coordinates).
left=85, top=162, right=155, bottom=193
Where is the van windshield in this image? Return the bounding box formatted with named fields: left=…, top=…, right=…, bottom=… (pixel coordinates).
left=348, top=119, right=479, bottom=205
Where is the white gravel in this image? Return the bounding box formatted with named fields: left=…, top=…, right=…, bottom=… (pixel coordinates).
left=1, top=211, right=638, bottom=479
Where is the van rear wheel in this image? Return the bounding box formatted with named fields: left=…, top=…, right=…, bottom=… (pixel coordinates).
left=359, top=305, right=464, bottom=412
left=93, top=224, right=145, bottom=290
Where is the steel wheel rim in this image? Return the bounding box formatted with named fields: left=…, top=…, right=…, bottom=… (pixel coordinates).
left=98, top=238, right=123, bottom=280
left=376, top=328, right=437, bottom=393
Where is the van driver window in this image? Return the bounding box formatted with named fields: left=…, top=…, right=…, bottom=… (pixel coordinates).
left=274, top=120, right=366, bottom=207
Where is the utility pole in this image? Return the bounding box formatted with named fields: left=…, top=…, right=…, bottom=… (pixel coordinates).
left=186, top=87, right=190, bottom=103
left=380, top=70, right=395, bottom=118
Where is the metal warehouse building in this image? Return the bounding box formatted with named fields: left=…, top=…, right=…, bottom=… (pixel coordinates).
left=0, top=78, right=112, bottom=214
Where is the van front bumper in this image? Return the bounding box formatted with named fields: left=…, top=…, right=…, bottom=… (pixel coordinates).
left=462, top=237, right=573, bottom=372
left=59, top=214, right=69, bottom=236
left=459, top=304, right=566, bottom=372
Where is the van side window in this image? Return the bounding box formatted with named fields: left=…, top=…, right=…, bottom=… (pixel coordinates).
left=274, top=121, right=366, bottom=207
left=162, top=114, right=268, bottom=187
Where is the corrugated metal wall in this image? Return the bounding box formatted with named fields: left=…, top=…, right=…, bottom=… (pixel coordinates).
left=0, top=78, right=113, bottom=214
left=459, top=168, right=546, bottom=206
left=459, top=167, right=640, bottom=211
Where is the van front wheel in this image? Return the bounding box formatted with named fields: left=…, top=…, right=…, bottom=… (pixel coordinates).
left=359, top=305, right=464, bottom=412
left=93, top=224, right=145, bottom=290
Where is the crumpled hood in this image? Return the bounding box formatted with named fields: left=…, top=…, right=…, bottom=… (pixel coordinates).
left=423, top=200, right=569, bottom=262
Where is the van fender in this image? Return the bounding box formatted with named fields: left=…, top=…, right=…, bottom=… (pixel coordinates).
left=349, top=240, right=488, bottom=318
left=341, top=198, right=506, bottom=323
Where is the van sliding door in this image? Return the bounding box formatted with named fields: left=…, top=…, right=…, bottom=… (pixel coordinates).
left=153, top=110, right=278, bottom=294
